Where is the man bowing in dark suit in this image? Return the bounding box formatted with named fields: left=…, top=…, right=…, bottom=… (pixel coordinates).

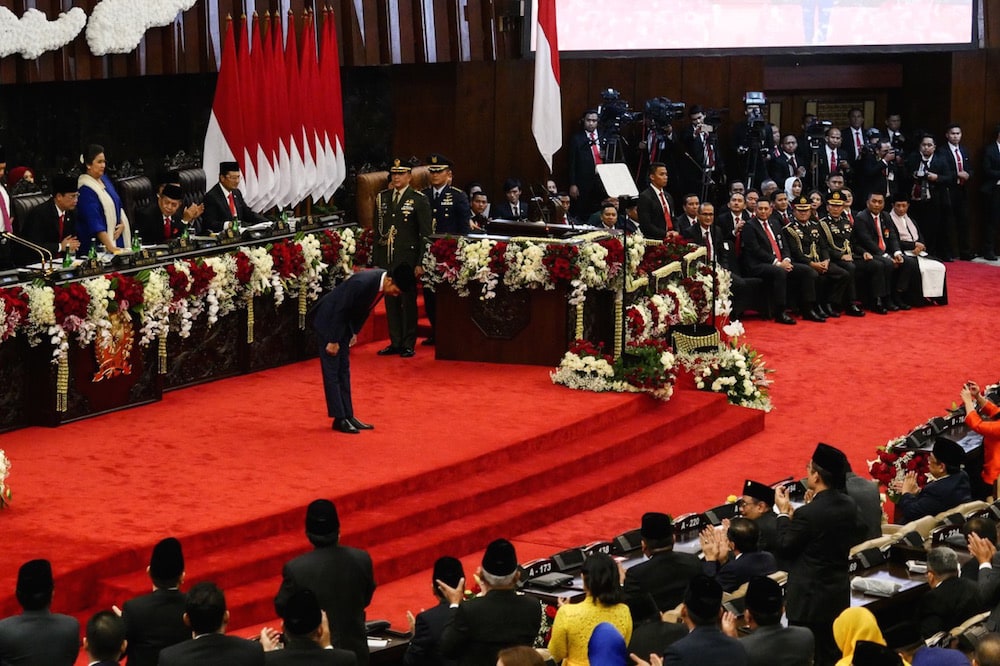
left=198, top=161, right=267, bottom=234
left=120, top=537, right=189, bottom=666
left=19, top=174, right=80, bottom=264
left=311, top=266, right=414, bottom=434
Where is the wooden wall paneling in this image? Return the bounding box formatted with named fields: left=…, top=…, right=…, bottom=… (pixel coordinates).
left=430, top=0, right=453, bottom=63
left=396, top=0, right=417, bottom=63
left=338, top=0, right=363, bottom=65
left=491, top=59, right=548, bottom=191
left=463, top=0, right=485, bottom=61
left=359, top=0, right=382, bottom=65
left=388, top=63, right=456, bottom=160
left=985, top=1, right=1000, bottom=49
left=899, top=54, right=950, bottom=139
left=949, top=50, right=986, bottom=242
left=373, top=0, right=391, bottom=64
left=452, top=61, right=495, bottom=188
left=188, top=1, right=209, bottom=73
left=410, top=0, right=428, bottom=64
left=633, top=57, right=684, bottom=108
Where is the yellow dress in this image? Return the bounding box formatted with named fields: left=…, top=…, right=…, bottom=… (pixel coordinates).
left=547, top=596, right=633, bottom=666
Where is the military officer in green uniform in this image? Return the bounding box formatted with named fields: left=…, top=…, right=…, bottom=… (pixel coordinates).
left=782, top=195, right=854, bottom=318
left=820, top=191, right=883, bottom=314
left=420, top=153, right=471, bottom=346
left=374, top=159, right=432, bottom=358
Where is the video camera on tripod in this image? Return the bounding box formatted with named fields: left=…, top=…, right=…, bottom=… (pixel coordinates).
left=805, top=119, right=833, bottom=151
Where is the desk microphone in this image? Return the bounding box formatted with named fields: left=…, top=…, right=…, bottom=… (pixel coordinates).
left=1, top=231, right=54, bottom=273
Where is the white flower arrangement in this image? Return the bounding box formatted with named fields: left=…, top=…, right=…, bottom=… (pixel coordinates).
left=332, top=227, right=357, bottom=280
left=458, top=238, right=499, bottom=298
left=683, top=344, right=773, bottom=412
left=240, top=246, right=275, bottom=297
left=504, top=242, right=551, bottom=291
left=203, top=255, right=238, bottom=325
left=81, top=275, right=113, bottom=348
left=138, top=268, right=172, bottom=346
left=86, top=0, right=197, bottom=56
left=0, top=6, right=86, bottom=59
left=550, top=350, right=622, bottom=393
left=0, top=448, right=10, bottom=508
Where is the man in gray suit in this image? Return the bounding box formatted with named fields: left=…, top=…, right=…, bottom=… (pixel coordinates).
left=0, top=559, right=80, bottom=666
left=724, top=576, right=813, bottom=666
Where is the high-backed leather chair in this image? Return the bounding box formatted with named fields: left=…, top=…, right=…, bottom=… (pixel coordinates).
left=114, top=175, right=153, bottom=226
left=177, top=168, right=206, bottom=207
left=10, top=193, right=51, bottom=235
left=355, top=166, right=431, bottom=229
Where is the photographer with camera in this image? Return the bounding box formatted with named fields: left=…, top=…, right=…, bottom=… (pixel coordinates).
left=906, top=134, right=952, bottom=261
left=880, top=113, right=907, bottom=163
left=681, top=105, right=725, bottom=205
left=857, top=141, right=899, bottom=205
left=732, top=93, right=775, bottom=192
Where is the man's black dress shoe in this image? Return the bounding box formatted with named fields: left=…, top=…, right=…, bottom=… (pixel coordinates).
left=377, top=346, right=400, bottom=356
left=984, top=254, right=998, bottom=262
left=333, top=418, right=360, bottom=434
left=845, top=304, right=865, bottom=317
left=822, top=303, right=840, bottom=318
left=775, top=312, right=797, bottom=325
left=400, top=348, right=416, bottom=358
left=960, top=253, right=977, bottom=261
left=348, top=417, right=374, bottom=430
left=892, top=296, right=911, bottom=311
left=420, top=337, right=435, bottom=346
left=868, top=301, right=888, bottom=315
left=803, top=309, right=826, bottom=323
left=883, top=299, right=899, bottom=312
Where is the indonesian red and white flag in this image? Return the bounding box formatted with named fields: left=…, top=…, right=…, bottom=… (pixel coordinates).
left=235, top=15, right=259, bottom=205
left=319, top=8, right=346, bottom=202
left=202, top=19, right=245, bottom=191
left=284, top=16, right=308, bottom=206
left=532, top=0, right=561, bottom=172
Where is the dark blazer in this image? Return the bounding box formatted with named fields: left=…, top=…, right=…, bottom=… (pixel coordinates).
left=683, top=224, right=724, bottom=265
left=199, top=183, right=266, bottom=234
left=637, top=187, right=675, bottom=239
left=775, top=489, right=864, bottom=625
left=715, top=211, right=749, bottom=244
left=897, top=472, right=972, bottom=523
left=423, top=186, right=471, bottom=236
left=311, top=269, right=385, bottom=345
left=274, top=544, right=376, bottom=666
left=919, top=576, right=984, bottom=639
left=567, top=130, right=602, bottom=197
left=439, top=589, right=541, bottom=666
left=740, top=217, right=790, bottom=271
left=157, top=632, right=264, bottom=666
left=122, top=588, right=189, bottom=666
left=702, top=552, right=777, bottom=593
left=852, top=209, right=902, bottom=258
left=264, top=637, right=358, bottom=666
left=673, top=215, right=698, bottom=239
left=739, top=624, right=814, bottom=666
left=403, top=601, right=454, bottom=666
left=624, top=550, right=703, bottom=613
left=19, top=198, right=76, bottom=261
left=662, top=625, right=747, bottom=666
left=816, top=145, right=852, bottom=185
left=492, top=199, right=528, bottom=221
left=981, top=143, right=1000, bottom=195
left=906, top=152, right=953, bottom=200
left=846, top=472, right=884, bottom=543
left=941, top=143, right=973, bottom=192
left=0, top=610, right=80, bottom=666
left=627, top=620, right=688, bottom=662
left=134, top=201, right=187, bottom=244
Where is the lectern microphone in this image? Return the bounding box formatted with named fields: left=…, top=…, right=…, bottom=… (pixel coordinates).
left=1, top=231, right=54, bottom=273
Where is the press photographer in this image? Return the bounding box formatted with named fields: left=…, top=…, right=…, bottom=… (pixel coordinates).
left=681, top=104, right=726, bottom=203
left=732, top=92, right=775, bottom=190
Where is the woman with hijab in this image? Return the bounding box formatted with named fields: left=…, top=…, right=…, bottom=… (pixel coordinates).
left=587, top=623, right=628, bottom=666
left=832, top=607, right=910, bottom=666
left=784, top=176, right=803, bottom=199
left=77, top=143, right=131, bottom=255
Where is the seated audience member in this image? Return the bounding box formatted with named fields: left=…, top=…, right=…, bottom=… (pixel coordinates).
left=831, top=607, right=898, bottom=666
left=784, top=177, right=803, bottom=200
left=263, top=588, right=357, bottom=665
left=470, top=191, right=490, bottom=230
left=967, top=529, right=1000, bottom=632
left=974, top=633, right=1000, bottom=666
left=158, top=582, right=264, bottom=665
left=738, top=480, right=778, bottom=554
left=845, top=460, right=885, bottom=543
left=587, top=622, right=628, bottom=666
left=0, top=559, right=80, bottom=666
left=661, top=575, right=747, bottom=666
left=497, top=646, right=544, bottom=666
left=199, top=161, right=267, bottom=233
left=723, top=576, right=813, bottom=666
left=595, top=201, right=636, bottom=233
left=439, top=539, right=542, bottom=666
left=623, top=512, right=702, bottom=613
left=85, top=610, right=127, bottom=666
left=918, top=547, right=984, bottom=639
left=548, top=553, right=632, bottom=666
left=674, top=194, right=699, bottom=237
left=120, top=537, right=189, bottom=666
left=494, top=179, right=528, bottom=220
left=911, top=646, right=976, bottom=666
left=963, top=518, right=1000, bottom=581
left=760, top=180, right=779, bottom=201
left=699, top=518, right=777, bottom=593
left=20, top=174, right=80, bottom=262
left=588, top=198, right=618, bottom=227
left=625, top=594, right=686, bottom=662
left=896, top=438, right=971, bottom=522
left=135, top=183, right=189, bottom=243
left=745, top=190, right=760, bottom=215
left=889, top=195, right=946, bottom=301
left=404, top=557, right=465, bottom=666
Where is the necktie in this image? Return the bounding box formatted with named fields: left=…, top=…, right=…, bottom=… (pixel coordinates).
left=855, top=130, right=862, bottom=156
left=762, top=220, right=782, bottom=261
left=513, top=204, right=519, bottom=218
left=790, top=155, right=797, bottom=171
left=0, top=190, right=9, bottom=233
left=58, top=212, right=65, bottom=240
left=782, top=211, right=789, bottom=226
left=590, top=132, right=602, bottom=165
left=704, top=228, right=713, bottom=260
left=658, top=191, right=672, bottom=230
left=164, top=216, right=172, bottom=240
left=227, top=191, right=237, bottom=217
left=875, top=215, right=886, bottom=252
left=393, top=190, right=401, bottom=206
left=704, top=134, right=715, bottom=168
left=955, top=148, right=964, bottom=174
left=830, top=150, right=837, bottom=174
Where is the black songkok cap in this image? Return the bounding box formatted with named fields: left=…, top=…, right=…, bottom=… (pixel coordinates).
left=683, top=574, right=722, bottom=619
left=432, top=556, right=464, bottom=589
left=219, top=161, right=240, bottom=174
left=852, top=640, right=903, bottom=666
left=932, top=437, right=964, bottom=468
left=16, top=559, right=53, bottom=596
left=891, top=192, right=910, bottom=205
left=640, top=512, right=672, bottom=541
left=305, top=499, right=340, bottom=537
left=481, top=539, right=517, bottom=577
left=426, top=154, right=453, bottom=172
left=149, top=537, right=185, bottom=580
left=745, top=576, right=782, bottom=615
left=52, top=175, right=78, bottom=195
left=281, top=588, right=323, bottom=635
left=742, top=480, right=775, bottom=506
left=161, top=184, right=184, bottom=201
left=812, top=442, right=848, bottom=480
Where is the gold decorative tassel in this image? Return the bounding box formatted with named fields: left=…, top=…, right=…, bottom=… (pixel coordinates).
left=158, top=334, right=167, bottom=375
left=614, top=296, right=623, bottom=360
left=298, top=280, right=307, bottom=330
left=57, top=353, right=69, bottom=412
left=575, top=303, right=584, bottom=340
left=246, top=295, right=255, bottom=343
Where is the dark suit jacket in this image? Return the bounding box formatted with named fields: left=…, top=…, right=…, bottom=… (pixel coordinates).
left=739, top=623, right=814, bottom=666
left=816, top=145, right=852, bottom=185
left=403, top=601, right=454, bottom=666
left=157, top=632, right=264, bottom=666
left=897, top=472, right=972, bottom=523
left=627, top=620, right=687, bottom=661
left=264, top=637, right=357, bottom=666
left=568, top=130, right=601, bottom=196
left=769, top=152, right=802, bottom=184
left=683, top=224, right=727, bottom=267
left=0, top=610, right=79, bottom=666
left=702, top=551, right=777, bottom=593
left=311, top=269, right=385, bottom=345
left=740, top=217, right=791, bottom=271
left=199, top=183, right=267, bottom=234
left=715, top=211, right=749, bottom=244
left=624, top=550, right=703, bottom=613
left=123, top=587, right=189, bottom=666
left=274, top=544, right=376, bottom=666
left=439, top=589, right=541, bottom=666
left=492, top=200, right=528, bottom=221
left=424, top=186, right=471, bottom=236
left=662, top=625, right=747, bottom=666
left=776, top=489, right=864, bottom=624
left=906, top=152, right=953, bottom=201
left=919, top=576, right=984, bottom=639
left=19, top=198, right=76, bottom=262
left=134, top=201, right=187, bottom=244
left=941, top=143, right=973, bottom=194
left=852, top=209, right=902, bottom=258
left=982, top=143, right=1000, bottom=194
left=637, top=187, right=675, bottom=239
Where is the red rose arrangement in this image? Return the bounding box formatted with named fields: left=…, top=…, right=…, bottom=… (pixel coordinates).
left=165, top=264, right=191, bottom=300
left=319, top=229, right=343, bottom=265
left=270, top=240, right=305, bottom=279
left=619, top=339, right=676, bottom=391
left=187, top=260, right=216, bottom=296
left=354, top=228, right=375, bottom=268
left=625, top=306, right=647, bottom=341
left=542, top=243, right=580, bottom=284
left=681, top=276, right=708, bottom=316
left=427, top=237, right=461, bottom=277
left=0, top=287, right=29, bottom=340
left=568, top=339, right=613, bottom=364
left=869, top=448, right=930, bottom=498
left=53, top=283, right=91, bottom=327
left=598, top=237, right=624, bottom=275
left=106, top=273, right=145, bottom=313
left=488, top=241, right=508, bottom=277
left=234, top=251, right=253, bottom=284
left=638, top=238, right=694, bottom=275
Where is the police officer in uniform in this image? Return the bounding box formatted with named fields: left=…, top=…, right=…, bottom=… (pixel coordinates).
left=421, top=154, right=470, bottom=346
left=374, top=159, right=432, bottom=358
left=784, top=195, right=857, bottom=318
left=818, top=192, right=870, bottom=316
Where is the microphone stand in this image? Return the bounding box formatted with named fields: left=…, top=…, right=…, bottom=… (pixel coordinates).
left=2, top=232, right=55, bottom=274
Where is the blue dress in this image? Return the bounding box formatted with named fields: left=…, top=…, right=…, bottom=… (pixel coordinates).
left=77, top=175, right=125, bottom=254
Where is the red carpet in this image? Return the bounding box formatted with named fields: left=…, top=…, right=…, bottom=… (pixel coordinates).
left=1, top=260, right=999, bottom=655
